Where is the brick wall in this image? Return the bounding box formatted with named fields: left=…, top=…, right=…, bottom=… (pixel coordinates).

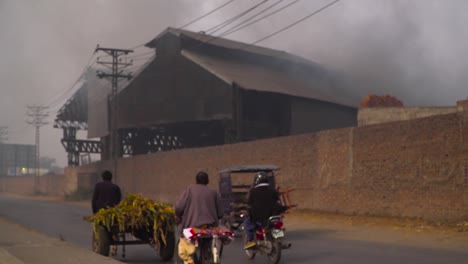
left=0, top=175, right=65, bottom=196
left=351, top=113, right=466, bottom=220
left=358, top=107, right=457, bottom=126
left=64, top=109, right=468, bottom=222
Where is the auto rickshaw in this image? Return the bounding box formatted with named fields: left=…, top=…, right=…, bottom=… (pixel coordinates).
left=218, top=165, right=295, bottom=233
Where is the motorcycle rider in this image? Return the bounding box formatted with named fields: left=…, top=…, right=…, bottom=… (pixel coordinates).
left=175, top=171, right=224, bottom=264
left=244, top=171, right=282, bottom=249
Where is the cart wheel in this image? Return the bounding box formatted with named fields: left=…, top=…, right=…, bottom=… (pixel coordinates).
left=92, top=227, right=111, bottom=256
left=159, top=231, right=175, bottom=262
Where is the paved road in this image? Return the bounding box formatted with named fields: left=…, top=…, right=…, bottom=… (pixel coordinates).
left=0, top=195, right=467, bottom=264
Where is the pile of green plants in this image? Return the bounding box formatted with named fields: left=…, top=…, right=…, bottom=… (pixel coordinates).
left=84, top=193, right=175, bottom=246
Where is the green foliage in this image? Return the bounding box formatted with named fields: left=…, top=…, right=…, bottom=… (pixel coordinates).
left=84, top=193, right=175, bottom=247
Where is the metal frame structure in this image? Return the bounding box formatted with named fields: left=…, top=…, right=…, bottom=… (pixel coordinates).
left=54, top=84, right=102, bottom=166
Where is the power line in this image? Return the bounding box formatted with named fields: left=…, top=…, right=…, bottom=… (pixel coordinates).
left=217, top=0, right=288, bottom=36
left=130, top=55, right=155, bottom=62
left=126, top=50, right=155, bottom=60
left=127, top=43, right=146, bottom=51
left=205, top=0, right=269, bottom=35
left=186, top=0, right=271, bottom=51
left=47, top=63, right=95, bottom=110
left=245, top=0, right=342, bottom=47
left=44, top=51, right=98, bottom=108
left=191, top=0, right=298, bottom=50
left=179, top=0, right=238, bottom=29
left=125, top=0, right=238, bottom=51
left=219, top=0, right=301, bottom=37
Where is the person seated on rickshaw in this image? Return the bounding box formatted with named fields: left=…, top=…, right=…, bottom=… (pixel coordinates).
left=243, top=172, right=283, bottom=249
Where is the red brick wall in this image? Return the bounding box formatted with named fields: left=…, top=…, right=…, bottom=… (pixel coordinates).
left=351, top=113, right=467, bottom=220
left=66, top=111, right=468, bottom=222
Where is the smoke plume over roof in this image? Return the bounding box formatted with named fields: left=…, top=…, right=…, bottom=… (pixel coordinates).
left=0, top=0, right=466, bottom=166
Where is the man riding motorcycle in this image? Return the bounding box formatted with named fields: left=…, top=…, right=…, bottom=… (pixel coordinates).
left=243, top=172, right=282, bottom=249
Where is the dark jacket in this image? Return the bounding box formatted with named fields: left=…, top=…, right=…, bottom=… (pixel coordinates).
left=92, top=181, right=122, bottom=214
left=247, top=183, right=280, bottom=223
left=175, top=184, right=223, bottom=230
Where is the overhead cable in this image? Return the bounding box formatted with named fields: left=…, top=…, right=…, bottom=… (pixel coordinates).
left=180, top=0, right=238, bottom=29
left=219, top=0, right=301, bottom=37
left=45, top=51, right=97, bottom=108
left=126, top=0, right=238, bottom=50
left=205, top=0, right=269, bottom=35
left=246, top=0, right=342, bottom=47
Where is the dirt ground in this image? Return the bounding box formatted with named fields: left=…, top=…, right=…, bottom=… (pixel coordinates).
left=285, top=210, right=468, bottom=252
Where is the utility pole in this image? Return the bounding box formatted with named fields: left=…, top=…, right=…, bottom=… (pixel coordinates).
left=0, top=126, right=6, bottom=177
left=26, top=105, right=49, bottom=194
left=94, top=45, right=133, bottom=176
left=0, top=126, right=7, bottom=143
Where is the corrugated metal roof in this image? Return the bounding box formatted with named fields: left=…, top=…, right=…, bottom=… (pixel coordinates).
left=146, top=27, right=321, bottom=67
left=181, top=50, right=355, bottom=107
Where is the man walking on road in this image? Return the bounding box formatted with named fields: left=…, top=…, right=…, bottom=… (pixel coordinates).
left=91, top=170, right=122, bottom=214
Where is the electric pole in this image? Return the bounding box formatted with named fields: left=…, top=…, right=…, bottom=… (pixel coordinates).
left=94, top=45, right=133, bottom=176
left=0, top=126, right=7, bottom=143
left=0, top=126, right=6, bottom=178
left=26, top=105, right=49, bottom=193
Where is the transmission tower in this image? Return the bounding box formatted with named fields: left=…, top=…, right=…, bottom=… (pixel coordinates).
left=26, top=105, right=49, bottom=193
left=0, top=126, right=7, bottom=143
left=95, top=45, right=133, bottom=167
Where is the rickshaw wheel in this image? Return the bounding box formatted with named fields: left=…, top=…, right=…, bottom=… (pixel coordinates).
left=92, top=227, right=111, bottom=256
left=158, top=231, right=175, bottom=261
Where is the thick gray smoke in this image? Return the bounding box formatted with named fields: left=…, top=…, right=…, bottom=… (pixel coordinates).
left=0, top=0, right=466, bottom=166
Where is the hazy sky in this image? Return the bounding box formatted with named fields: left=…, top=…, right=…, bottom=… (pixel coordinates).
left=1, top=0, right=467, bottom=166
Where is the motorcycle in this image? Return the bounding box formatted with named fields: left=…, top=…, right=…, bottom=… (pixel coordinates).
left=243, top=215, right=291, bottom=264
left=223, top=204, right=248, bottom=234
left=183, top=226, right=234, bottom=264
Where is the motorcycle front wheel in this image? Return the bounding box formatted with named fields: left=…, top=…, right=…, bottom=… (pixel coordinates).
left=242, top=231, right=256, bottom=259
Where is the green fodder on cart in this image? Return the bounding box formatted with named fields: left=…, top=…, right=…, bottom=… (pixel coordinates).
left=84, top=193, right=175, bottom=247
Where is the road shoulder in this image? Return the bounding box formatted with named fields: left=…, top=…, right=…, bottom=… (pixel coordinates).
left=285, top=210, right=468, bottom=252
left=0, top=217, right=122, bottom=264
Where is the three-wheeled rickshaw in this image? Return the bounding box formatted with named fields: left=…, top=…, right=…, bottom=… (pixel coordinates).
left=219, top=165, right=291, bottom=233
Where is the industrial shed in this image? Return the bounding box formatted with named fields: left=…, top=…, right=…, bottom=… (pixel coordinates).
left=56, top=27, right=357, bottom=165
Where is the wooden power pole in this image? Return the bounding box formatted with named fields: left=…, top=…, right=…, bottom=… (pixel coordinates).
left=94, top=45, right=133, bottom=176
left=26, top=105, right=49, bottom=193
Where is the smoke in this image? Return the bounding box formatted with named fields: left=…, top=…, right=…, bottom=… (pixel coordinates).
left=248, top=0, right=468, bottom=106
left=1, top=0, right=466, bottom=166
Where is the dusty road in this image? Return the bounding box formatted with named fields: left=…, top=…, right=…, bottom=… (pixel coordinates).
left=0, top=194, right=467, bottom=264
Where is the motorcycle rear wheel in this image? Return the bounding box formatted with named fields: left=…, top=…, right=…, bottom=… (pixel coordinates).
left=267, top=237, right=281, bottom=264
